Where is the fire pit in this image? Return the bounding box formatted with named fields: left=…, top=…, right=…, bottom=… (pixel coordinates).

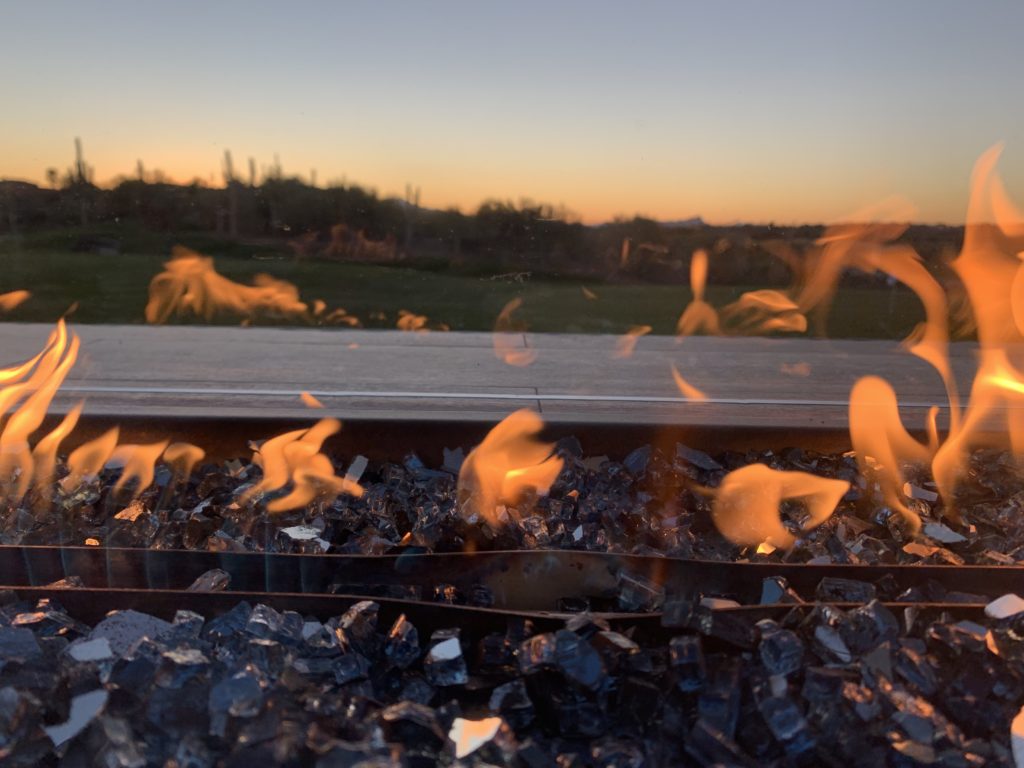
left=2, top=409, right=1024, bottom=765
left=5, top=150, right=1024, bottom=765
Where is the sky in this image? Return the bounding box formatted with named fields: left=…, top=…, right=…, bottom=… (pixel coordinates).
left=2, top=1, right=1023, bottom=224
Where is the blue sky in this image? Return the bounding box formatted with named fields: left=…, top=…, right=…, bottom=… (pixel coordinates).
left=2, top=0, right=1023, bottom=222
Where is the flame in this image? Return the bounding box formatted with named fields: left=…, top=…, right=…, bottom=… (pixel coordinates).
left=614, top=325, right=651, bottom=358
left=493, top=298, right=536, bottom=367
left=145, top=246, right=312, bottom=324
left=63, top=427, right=119, bottom=490
left=457, top=410, right=563, bottom=526
left=800, top=200, right=959, bottom=428
left=162, top=442, right=205, bottom=482
left=242, top=418, right=362, bottom=513
left=849, top=376, right=934, bottom=531
left=300, top=391, right=325, bottom=409
left=397, top=310, right=428, bottom=331
left=32, top=402, right=84, bottom=495
left=676, top=250, right=721, bottom=336
left=109, top=440, right=170, bottom=496
left=670, top=363, right=707, bottom=401
left=711, top=464, right=849, bottom=548
left=930, top=146, right=1024, bottom=512
left=0, top=320, right=80, bottom=498
left=0, top=290, right=30, bottom=312
left=721, top=290, right=807, bottom=334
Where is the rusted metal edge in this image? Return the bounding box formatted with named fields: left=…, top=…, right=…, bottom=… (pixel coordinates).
left=2, top=546, right=1021, bottom=611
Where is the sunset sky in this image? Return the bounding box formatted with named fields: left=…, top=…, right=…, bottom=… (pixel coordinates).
left=2, top=1, right=1023, bottom=224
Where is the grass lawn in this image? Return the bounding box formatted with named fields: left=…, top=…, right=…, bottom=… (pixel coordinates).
left=0, top=237, right=925, bottom=338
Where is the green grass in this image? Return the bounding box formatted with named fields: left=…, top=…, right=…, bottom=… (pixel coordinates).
left=0, top=236, right=925, bottom=338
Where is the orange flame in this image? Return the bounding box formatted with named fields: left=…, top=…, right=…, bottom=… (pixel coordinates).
left=614, top=325, right=652, bottom=359
left=162, top=442, right=205, bottom=482
left=145, top=246, right=312, bottom=324
left=849, top=376, right=934, bottom=531
left=721, top=290, right=807, bottom=334
left=242, top=419, right=362, bottom=513
left=109, top=440, right=170, bottom=496
left=457, top=410, right=563, bottom=526
left=493, top=298, right=536, bottom=367
left=32, top=402, right=84, bottom=495
left=397, top=310, right=429, bottom=332
left=802, top=200, right=959, bottom=428
left=0, top=290, right=30, bottom=312
left=930, top=146, right=1024, bottom=513
left=670, top=363, right=707, bottom=401
left=711, top=464, right=849, bottom=548
left=676, top=250, right=721, bottom=336
left=300, top=391, right=325, bottom=409
left=0, top=320, right=80, bottom=498
left=63, top=427, right=120, bottom=490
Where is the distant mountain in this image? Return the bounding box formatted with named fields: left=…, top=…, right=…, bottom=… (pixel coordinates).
left=659, top=216, right=705, bottom=229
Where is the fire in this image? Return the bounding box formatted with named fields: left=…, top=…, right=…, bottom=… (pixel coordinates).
left=670, top=364, right=707, bottom=401
left=300, top=391, right=325, bottom=409
left=493, top=298, right=537, bottom=367
left=162, top=442, right=205, bottom=482
left=711, top=464, right=850, bottom=549
left=676, top=249, right=721, bottom=336
left=109, top=440, right=170, bottom=496
left=62, top=427, right=119, bottom=491
left=929, top=146, right=1024, bottom=514
left=241, top=418, right=362, bottom=513
left=32, top=402, right=83, bottom=496
left=798, top=200, right=960, bottom=427
left=848, top=376, right=934, bottom=531
left=145, top=246, right=313, bottom=325
left=721, top=290, right=807, bottom=334
left=614, top=325, right=652, bottom=359
left=0, top=290, right=30, bottom=312
left=457, top=409, right=563, bottom=527
left=0, top=320, right=81, bottom=499
left=397, top=310, right=428, bottom=332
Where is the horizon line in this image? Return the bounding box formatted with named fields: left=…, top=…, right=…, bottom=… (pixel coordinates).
left=0, top=173, right=972, bottom=230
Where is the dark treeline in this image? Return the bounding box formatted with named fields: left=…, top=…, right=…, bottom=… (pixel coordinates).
left=0, top=144, right=965, bottom=287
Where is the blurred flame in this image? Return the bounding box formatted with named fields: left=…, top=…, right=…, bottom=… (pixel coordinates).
left=931, top=146, right=1024, bottom=513
left=493, top=298, right=536, bottom=367
left=670, top=363, right=707, bottom=401
left=721, top=290, right=807, bottom=334
left=676, top=250, right=721, bottom=336
left=801, top=200, right=959, bottom=428
left=63, top=427, right=119, bottom=490
left=163, top=442, right=205, bottom=482
left=242, top=418, right=362, bottom=513
left=300, top=391, right=325, bottom=408
left=581, top=286, right=598, bottom=300
left=457, top=410, right=563, bottom=526
left=0, top=321, right=192, bottom=505
left=0, top=290, right=30, bottom=312
left=32, top=402, right=83, bottom=496
left=109, top=440, right=170, bottom=496
left=849, top=376, right=934, bottom=531
left=711, top=464, right=849, bottom=548
left=145, top=246, right=312, bottom=324
left=614, top=325, right=651, bottom=358
left=397, top=310, right=429, bottom=332
left=0, top=321, right=80, bottom=498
